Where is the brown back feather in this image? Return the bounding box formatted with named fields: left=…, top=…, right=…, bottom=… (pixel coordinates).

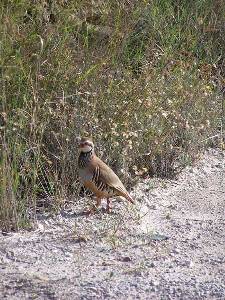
left=91, top=155, right=134, bottom=202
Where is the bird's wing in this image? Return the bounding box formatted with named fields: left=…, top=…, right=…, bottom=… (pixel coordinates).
left=94, top=156, right=129, bottom=197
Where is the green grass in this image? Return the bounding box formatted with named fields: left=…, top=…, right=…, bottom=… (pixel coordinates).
left=0, top=0, right=224, bottom=231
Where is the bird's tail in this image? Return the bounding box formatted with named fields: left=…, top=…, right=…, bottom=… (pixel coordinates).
left=125, top=193, right=135, bottom=204
left=116, top=186, right=135, bottom=204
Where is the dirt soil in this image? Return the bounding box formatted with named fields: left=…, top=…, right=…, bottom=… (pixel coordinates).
left=0, top=149, right=224, bottom=300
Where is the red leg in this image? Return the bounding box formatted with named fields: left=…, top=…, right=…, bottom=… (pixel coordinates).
left=106, top=198, right=112, bottom=213
left=96, top=197, right=101, bottom=208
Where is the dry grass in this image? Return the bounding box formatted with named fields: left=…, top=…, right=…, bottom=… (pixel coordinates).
left=0, top=0, right=224, bottom=231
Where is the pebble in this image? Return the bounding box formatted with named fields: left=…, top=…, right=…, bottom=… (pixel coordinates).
left=149, top=204, right=157, bottom=210
left=150, top=280, right=160, bottom=286
left=147, top=262, right=155, bottom=268
left=120, top=256, right=132, bottom=262
left=172, top=248, right=180, bottom=254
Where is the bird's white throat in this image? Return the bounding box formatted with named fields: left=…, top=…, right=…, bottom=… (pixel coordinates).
left=80, top=145, right=93, bottom=153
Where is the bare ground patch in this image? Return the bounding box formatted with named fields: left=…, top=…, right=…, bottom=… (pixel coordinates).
left=0, top=149, right=224, bottom=300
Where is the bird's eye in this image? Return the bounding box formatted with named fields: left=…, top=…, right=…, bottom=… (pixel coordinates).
left=84, top=142, right=88, bottom=146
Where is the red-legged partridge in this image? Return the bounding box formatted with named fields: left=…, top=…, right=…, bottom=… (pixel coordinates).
left=78, top=137, right=134, bottom=212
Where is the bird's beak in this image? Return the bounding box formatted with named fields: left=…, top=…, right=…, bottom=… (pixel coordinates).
left=76, top=136, right=81, bottom=143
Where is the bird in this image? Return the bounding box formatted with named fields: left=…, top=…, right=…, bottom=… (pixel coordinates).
left=77, top=137, right=134, bottom=213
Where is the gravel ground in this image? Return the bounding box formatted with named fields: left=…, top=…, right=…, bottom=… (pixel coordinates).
left=0, top=149, right=224, bottom=300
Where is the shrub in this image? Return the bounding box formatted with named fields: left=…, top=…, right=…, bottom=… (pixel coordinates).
left=0, top=0, right=224, bottom=230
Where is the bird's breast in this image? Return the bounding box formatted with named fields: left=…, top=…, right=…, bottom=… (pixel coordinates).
left=78, top=167, right=93, bottom=183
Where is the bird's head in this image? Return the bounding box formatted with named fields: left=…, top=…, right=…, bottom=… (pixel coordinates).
left=77, top=137, right=94, bottom=153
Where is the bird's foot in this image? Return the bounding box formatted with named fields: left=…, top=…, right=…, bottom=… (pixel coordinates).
left=83, top=205, right=101, bottom=216
left=106, top=207, right=112, bottom=214
left=83, top=208, right=94, bottom=216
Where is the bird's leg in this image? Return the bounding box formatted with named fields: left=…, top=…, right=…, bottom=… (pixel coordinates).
left=95, top=197, right=101, bottom=208
left=106, top=198, right=112, bottom=213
